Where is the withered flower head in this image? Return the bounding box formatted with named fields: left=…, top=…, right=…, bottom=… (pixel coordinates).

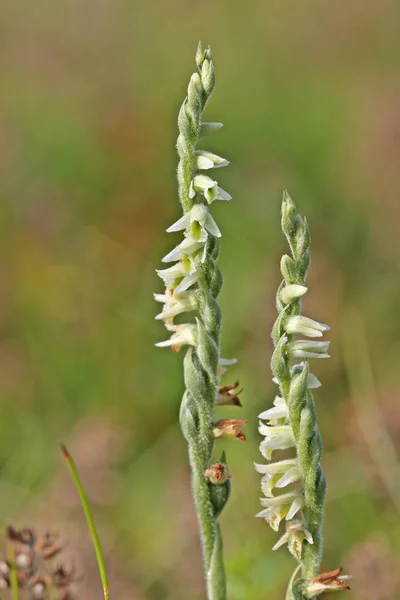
left=51, top=564, right=75, bottom=589
left=36, top=531, right=63, bottom=560
left=212, top=418, right=247, bottom=441
left=305, top=567, right=351, bottom=597
left=6, top=526, right=36, bottom=547
left=216, top=381, right=243, bottom=406
left=204, top=462, right=231, bottom=484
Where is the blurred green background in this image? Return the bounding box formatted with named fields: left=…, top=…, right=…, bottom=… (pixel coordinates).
left=1, top=0, right=400, bottom=598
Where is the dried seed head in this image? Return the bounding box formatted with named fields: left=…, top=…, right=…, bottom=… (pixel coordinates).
left=204, top=462, right=231, bottom=485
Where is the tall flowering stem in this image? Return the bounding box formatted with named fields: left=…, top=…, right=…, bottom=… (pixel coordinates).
left=155, top=44, right=243, bottom=600
left=256, top=192, right=349, bottom=599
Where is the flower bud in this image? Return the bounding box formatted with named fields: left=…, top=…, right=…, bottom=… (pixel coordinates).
left=201, top=59, right=215, bottom=95
left=289, top=339, right=330, bottom=359
left=200, top=121, right=223, bottom=136
left=280, top=284, right=308, bottom=304
left=196, top=150, right=229, bottom=170
left=195, top=41, right=205, bottom=69
left=281, top=190, right=298, bottom=239
left=280, top=254, right=297, bottom=284
left=285, top=315, right=330, bottom=338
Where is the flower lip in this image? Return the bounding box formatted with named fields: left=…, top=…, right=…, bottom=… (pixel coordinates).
left=259, top=425, right=295, bottom=459
left=254, top=458, right=297, bottom=475
left=258, top=396, right=288, bottom=422
left=154, top=292, right=197, bottom=321
left=272, top=521, right=314, bottom=560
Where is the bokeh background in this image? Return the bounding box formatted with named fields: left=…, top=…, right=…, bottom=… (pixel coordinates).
left=1, top=0, right=400, bottom=598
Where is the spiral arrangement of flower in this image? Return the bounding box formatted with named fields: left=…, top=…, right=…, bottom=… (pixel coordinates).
left=256, top=192, right=349, bottom=598
left=154, top=43, right=244, bottom=600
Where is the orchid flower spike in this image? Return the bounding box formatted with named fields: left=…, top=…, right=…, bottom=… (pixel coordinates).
left=256, top=192, right=349, bottom=599
left=154, top=43, right=242, bottom=600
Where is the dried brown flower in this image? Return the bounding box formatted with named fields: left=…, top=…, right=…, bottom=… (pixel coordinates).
left=212, top=418, right=247, bottom=441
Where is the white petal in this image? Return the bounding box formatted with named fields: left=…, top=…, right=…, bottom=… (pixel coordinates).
left=258, top=423, right=292, bottom=439
left=200, top=122, right=223, bottom=136
left=286, top=497, right=303, bottom=520
left=307, top=372, right=322, bottom=388
left=289, top=340, right=330, bottom=358
left=255, top=458, right=297, bottom=475
left=272, top=532, right=289, bottom=551
left=219, top=358, right=237, bottom=366
left=258, top=404, right=288, bottom=421
left=189, top=203, right=209, bottom=224
left=286, top=315, right=330, bottom=338
left=153, top=293, right=168, bottom=303
left=275, top=467, right=301, bottom=489
left=156, top=264, right=185, bottom=281
left=155, top=339, right=176, bottom=348
left=205, top=213, right=222, bottom=237
left=304, top=529, right=314, bottom=545
left=293, top=351, right=330, bottom=359
left=193, top=174, right=216, bottom=190
left=174, top=273, right=198, bottom=294
left=189, top=180, right=196, bottom=198
left=166, top=214, right=190, bottom=233
left=259, top=435, right=295, bottom=458
left=216, top=186, right=232, bottom=201
left=260, top=492, right=300, bottom=508
left=162, top=247, right=183, bottom=263
left=196, top=155, right=214, bottom=169
left=255, top=508, right=272, bottom=518
left=195, top=151, right=229, bottom=170
left=254, top=463, right=271, bottom=474
left=280, top=284, right=308, bottom=304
